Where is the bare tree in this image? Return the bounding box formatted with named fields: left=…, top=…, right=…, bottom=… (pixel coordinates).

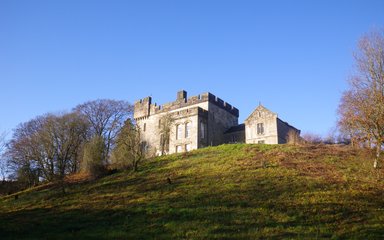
left=323, top=128, right=337, bottom=145
left=7, top=113, right=89, bottom=183
left=42, top=113, right=89, bottom=179
left=158, top=114, right=174, bottom=155
left=301, top=133, right=323, bottom=144
left=0, top=131, right=8, bottom=181
left=74, top=99, right=133, bottom=162
left=7, top=117, right=46, bottom=183
left=338, top=30, right=384, bottom=168
left=0, top=131, right=5, bottom=152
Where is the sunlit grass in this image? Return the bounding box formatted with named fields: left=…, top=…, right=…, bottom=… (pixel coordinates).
left=0, top=144, right=383, bottom=239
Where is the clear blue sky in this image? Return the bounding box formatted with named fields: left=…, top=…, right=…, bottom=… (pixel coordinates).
left=1, top=0, right=383, bottom=138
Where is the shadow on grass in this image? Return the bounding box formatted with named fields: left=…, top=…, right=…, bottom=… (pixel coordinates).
left=1, top=144, right=383, bottom=239
left=1, top=177, right=383, bottom=239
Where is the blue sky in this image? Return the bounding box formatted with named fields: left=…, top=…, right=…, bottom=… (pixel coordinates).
left=1, top=0, right=383, bottom=138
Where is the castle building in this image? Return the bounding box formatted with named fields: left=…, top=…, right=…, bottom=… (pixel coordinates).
left=134, top=90, right=300, bottom=155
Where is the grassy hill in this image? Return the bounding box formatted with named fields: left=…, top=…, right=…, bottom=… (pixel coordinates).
left=0, top=144, right=383, bottom=239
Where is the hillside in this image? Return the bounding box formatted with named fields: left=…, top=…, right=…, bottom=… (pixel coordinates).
left=0, top=144, right=383, bottom=239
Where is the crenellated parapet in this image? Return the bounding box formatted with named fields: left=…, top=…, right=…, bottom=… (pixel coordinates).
left=133, top=96, right=152, bottom=120
left=134, top=90, right=239, bottom=120
left=206, top=93, right=239, bottom=117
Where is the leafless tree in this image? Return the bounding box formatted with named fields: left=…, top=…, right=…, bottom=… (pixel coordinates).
left=7, top=116, right=46, bottom=184
left=7, top=112, right=89, bottom=183
left=0, top=131, right=5, bottom=152
left=338, top=29, right=384, bottom=168
left=74, top=99, right=133, bottom=162
left=301, top=133, right=323, bottom=144
left=323, top=128, right=337, bottom=145
left=0, top=131, right=8, bottom=181
left=42, top=113, right=89, bottom=178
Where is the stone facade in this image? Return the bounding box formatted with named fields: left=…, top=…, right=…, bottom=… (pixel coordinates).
left=244, top=105, right=300, bottom=144
left=134, top=90, right=300, bottom=155
left=134, top=90, right=239, bottom=155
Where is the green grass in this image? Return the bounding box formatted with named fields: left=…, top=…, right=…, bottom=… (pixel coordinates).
left=1, top=144, right=383, bottom=239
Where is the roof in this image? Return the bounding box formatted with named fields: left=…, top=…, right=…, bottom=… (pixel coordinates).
left=224, top=123, right=245, bottom=134
left=277, top=118, right=301, bottom=132
left=244, top=104, right=277, bottom=123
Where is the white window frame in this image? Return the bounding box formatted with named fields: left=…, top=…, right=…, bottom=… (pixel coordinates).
left=176, top=124, right=182, bottom=140
left=185, top=122, right=191, bottom=138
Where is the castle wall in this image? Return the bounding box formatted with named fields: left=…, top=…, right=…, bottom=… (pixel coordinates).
left=134, top=90, right=239, bottom=155
left=134, top=91, right=300, bottom=152
left=133, top=97, right=151, bottom=119
left=277, top=119, right=301, bottom=144
left=168, top=107, right=208, bottom=154
left=206, top=103, right=239, bottom=146
left=136, top=101, right=209, bottom=155
left=224, top=130, right=245, bottom=143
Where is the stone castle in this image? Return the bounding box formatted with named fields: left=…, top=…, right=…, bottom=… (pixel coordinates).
left=134, top=90, right=300, bottom=155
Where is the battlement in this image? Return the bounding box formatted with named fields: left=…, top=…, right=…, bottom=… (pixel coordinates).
left=207, top=93, right=239, bottom=116
left=133, top=96, right=152, bottom=119
left=134, top=90, right=239, bottom=120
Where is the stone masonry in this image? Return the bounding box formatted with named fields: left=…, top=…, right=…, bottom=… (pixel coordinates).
left=134, top=90, right=300, bottom=155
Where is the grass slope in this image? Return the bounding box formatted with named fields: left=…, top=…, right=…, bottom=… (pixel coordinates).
left=0, top=144, right=383, bottom=239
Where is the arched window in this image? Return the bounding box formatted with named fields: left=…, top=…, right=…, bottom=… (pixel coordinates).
left=185, top=122, right=191, bottom=138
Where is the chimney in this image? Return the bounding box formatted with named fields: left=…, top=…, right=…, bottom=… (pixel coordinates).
left=177, top=90, right=187, bottom=101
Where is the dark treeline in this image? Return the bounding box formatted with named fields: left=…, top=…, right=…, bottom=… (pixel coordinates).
left=1, top=99, right=144, bottom=189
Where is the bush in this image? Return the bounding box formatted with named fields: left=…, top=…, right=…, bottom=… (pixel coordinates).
left=82, top=136, right=107, bottom=179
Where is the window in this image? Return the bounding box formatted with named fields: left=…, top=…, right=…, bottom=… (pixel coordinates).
left=185, top=144, right=191, bottom=152
left=176, top=145, right=182, bottom=153
left=257, top=123, right=264, bottom=135
left=185, top=122, right=191, bottom=138
left=158, top=119, right=161, bottom=128
left=143, top=123, right=146, bottom=132
left=200, top=121, right=205, bottom=139
left=258, top=140, right=265, bottom=144
left=176, top=124, right=182, bottom=140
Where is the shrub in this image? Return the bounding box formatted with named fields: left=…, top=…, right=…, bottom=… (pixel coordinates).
left=82, top=136, right=107, bottom=179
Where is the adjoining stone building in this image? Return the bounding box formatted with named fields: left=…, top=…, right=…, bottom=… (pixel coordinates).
left=134, top=90, right=300, bottom=155
left=223, top=105, right=300, bottom=145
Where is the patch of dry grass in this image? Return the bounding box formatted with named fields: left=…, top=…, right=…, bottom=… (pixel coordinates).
left=0, top=144, right=383, bottom=239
